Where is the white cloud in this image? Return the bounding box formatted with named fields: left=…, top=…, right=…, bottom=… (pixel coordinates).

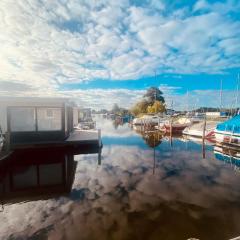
left=0, top=0, right=239, bottom=108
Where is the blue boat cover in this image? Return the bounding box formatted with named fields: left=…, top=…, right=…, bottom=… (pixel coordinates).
left=216, top=115, right=240, bottom=133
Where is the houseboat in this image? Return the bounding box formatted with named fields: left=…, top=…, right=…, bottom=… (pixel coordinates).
left=214, top=115, right=240, bottom=147
left=0, top=97, right=101, bottom=150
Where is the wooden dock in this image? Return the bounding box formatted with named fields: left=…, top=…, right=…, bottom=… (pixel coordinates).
left=1, top=129, right=102, bottom=152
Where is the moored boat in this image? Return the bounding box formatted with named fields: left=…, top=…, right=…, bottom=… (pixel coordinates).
left=132, top=115, right=162, bottom=125
left=214, top=115, right=240, bottom=147
left=160, top=117, right=192, bottom=134
left=183, top=121, right=217, bottom=139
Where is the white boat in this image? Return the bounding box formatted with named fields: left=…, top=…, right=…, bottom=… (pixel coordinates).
left=214, top=115, right=240, bottom=147
left=183, top=121, right=217, bottom=139
left=74, top=121, right=96, bottom=130
left=156, top=117, right=192, bottom=133
left=132, top=115, right=162, bottom=125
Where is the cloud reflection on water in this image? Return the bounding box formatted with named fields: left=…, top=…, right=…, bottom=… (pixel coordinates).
left=1, top=119, right=240, bottom=240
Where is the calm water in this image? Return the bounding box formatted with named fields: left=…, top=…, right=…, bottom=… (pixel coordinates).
left=1, top=117, right=240, bottom=240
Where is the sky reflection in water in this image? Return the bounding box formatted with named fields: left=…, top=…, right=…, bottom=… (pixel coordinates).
left=1, top=117, right=240, bottom=240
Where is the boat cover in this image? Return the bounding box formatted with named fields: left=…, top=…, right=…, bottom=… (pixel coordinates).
left=216, top=115, right=240, bottom=133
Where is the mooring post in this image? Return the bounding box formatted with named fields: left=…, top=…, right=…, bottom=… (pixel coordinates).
left=98, top=129, right=101, bottom=147
left=202, top=117, right=207, bottom=158
left=170, top=118, right=173, bottom=146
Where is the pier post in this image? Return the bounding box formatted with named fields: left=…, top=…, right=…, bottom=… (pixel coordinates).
left=202, top=117, right=206, bottom=158
left=170, top=118, right=173, bottom=146
left=98, top=129, right=101, bottom=147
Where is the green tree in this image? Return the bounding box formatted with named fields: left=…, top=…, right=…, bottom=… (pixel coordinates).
left=130, top=100, right=148, bottom=116
left=144, top=87, right=165, bottom=104
left=147, top=101, right=166, bottom=114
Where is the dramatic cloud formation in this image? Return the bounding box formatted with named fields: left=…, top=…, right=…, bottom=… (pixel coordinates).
left=0, top=0, right=239, bottom=108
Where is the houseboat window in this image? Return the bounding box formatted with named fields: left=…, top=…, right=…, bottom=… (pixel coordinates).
left=37, top=108, right=62, bottom=131
left=9, top=107, right=36, bottom=132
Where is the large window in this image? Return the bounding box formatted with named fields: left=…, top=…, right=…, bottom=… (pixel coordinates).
left=9, top=107, right=62, bottom=132
left=9, top=107, right=36, bottom=132
left=37, top=108, right=62, bottom=131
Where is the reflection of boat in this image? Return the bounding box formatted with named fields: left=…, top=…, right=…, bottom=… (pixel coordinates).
left=74, top=121, right=96, bottom=130
left=183, top=121, right=217, bottom=139
left=214, top=146, right=240, bottom=168
left=214, top=115, right=240, bottom=147
left=183, top=135, right=215, bottom=145
left=0, top=148, right=77, bottom=203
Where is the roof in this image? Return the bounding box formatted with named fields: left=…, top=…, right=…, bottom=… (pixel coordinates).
left=216, top=115, right=240, bottom=133
left=0, top=97, right=73, bottom=107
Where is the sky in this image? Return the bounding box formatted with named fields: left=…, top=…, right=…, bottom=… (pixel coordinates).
left=0, top=0, right=239, bottom=110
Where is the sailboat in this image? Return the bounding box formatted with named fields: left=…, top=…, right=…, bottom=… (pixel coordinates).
left=214, top=114, right=240, bottom=147
left=214, top=75, right=240, bottom=147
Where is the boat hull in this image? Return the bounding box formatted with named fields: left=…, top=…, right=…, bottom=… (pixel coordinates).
left=214, top=130, right=240, bottom=147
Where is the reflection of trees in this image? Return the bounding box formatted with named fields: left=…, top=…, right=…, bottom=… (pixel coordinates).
left=134, top=126, right=163, bottom=148
left=142, top=131, right=163, bottom=148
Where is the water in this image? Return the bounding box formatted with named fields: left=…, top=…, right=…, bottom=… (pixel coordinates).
left=1, top=117, right=240, bottom=240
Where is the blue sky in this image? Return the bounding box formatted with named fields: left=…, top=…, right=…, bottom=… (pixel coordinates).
left=0, top=0, right=239, bottom=109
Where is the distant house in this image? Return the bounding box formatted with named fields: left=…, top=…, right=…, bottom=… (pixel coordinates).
left=206, top=112, right=228, bottom=117
left=0, top=97, right=79, bottom=147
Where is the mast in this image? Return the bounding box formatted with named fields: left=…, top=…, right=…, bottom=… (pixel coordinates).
left=220, top=79, right=223, bottom=112
left=235, top=74, right=239, bottom=113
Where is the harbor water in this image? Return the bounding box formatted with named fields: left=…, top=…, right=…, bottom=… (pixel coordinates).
left=1, top=116, right=240, bottom=240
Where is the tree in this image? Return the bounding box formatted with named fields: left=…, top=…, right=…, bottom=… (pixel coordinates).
left=144, top=87, right=165, bottom=104
left=147, top=101, right=166, bottom=114
left=112, top=103, right=120, bottom=114
left=130, top=100, right=149, bottom=116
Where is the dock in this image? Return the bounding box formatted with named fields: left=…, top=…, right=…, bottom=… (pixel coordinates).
left=5, top=129, right=102, bottom=151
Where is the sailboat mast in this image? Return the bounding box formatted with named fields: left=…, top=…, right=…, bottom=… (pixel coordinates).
left=220, top=79, right=223, bottom=112
left=235, top=74, right=239, bottom=111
